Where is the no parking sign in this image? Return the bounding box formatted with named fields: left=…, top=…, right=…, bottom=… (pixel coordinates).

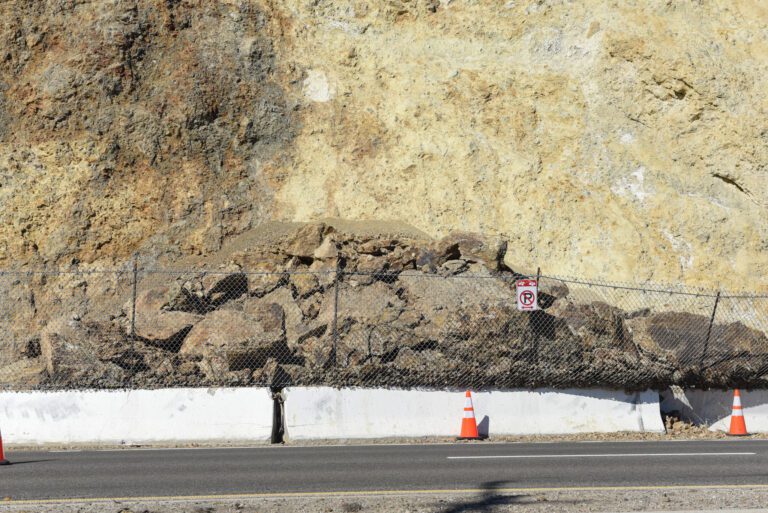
left=516, top=279, right=539, bottom=311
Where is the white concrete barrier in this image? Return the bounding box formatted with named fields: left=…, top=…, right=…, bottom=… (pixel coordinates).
left=0, top=388, right=273, bottom=445
left=284, top=387, right=663, bottom=439
left=661, top=388, right=768, bottom=432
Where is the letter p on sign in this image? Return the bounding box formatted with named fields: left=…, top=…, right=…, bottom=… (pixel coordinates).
left=516, top=279, right=539, bottom=311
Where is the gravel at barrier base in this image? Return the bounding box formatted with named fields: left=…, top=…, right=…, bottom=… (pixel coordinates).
left=2, top=488, right=768, bottom=513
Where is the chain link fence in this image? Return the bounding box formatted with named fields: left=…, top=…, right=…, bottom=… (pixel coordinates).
left=1, top=265, right=767, bottom=391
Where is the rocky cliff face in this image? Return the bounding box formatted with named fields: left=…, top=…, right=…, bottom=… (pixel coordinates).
left=0, top=0, right=296, bottom=265
left=1, top=1, right=767, bottom=288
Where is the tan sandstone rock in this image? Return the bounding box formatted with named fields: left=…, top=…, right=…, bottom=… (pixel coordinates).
left=180, top=310, right=287, bottom=370
left=1, top=2, right=766, bottom=291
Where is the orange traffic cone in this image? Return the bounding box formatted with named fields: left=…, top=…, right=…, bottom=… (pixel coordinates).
left=458, top=390, right=480, bottom=440
left=0, top=429, right=9, bottom=465
left=728, top=389, right=749, bottom=436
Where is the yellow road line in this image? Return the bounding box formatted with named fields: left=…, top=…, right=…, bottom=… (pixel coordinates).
left=6, top=484, right=768, bottom=505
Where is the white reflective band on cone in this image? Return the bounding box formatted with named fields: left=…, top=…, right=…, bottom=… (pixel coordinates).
left=734, top=396, right=742, bottom=407
left=733, top=409, right=744, bottom=417
left=464, top=410, right=474, bottom=418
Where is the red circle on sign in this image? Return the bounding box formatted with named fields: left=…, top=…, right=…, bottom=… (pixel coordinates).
left=520, top=290, right=535, bottom=306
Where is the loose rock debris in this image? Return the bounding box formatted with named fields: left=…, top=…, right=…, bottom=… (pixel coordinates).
left=4, top=487, right=768, bottom=513
left=3, top=224, right=768, bottom=391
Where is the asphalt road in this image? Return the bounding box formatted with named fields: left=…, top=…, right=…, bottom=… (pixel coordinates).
left=2, top=440, right=768, bottom=501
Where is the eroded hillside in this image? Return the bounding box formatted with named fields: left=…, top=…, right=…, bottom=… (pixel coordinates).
left=1, top=0, right=767, bottom=288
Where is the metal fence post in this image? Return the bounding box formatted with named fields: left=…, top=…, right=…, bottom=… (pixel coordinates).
left=130, top=254, right=139, bottom=339
left=531, top=267, right=542, bottom=363
left=700, top=291, right=721, bottom=367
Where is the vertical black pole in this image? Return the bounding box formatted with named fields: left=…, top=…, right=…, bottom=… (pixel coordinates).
left=130, top=255, right=138, bottom=339
left=701, top=291, right=721, bottom=367
left=531, top=267, right=542, bottom=362
left=332, top=262, right=341, bottom=367
left=270, top=387, right=285, bottom=444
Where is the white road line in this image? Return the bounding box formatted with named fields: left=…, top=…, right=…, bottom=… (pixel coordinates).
left=447, top=452, right=756, bottom=460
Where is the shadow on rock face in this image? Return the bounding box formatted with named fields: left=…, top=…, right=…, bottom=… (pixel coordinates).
left=0, top=0, right=298, bottom=263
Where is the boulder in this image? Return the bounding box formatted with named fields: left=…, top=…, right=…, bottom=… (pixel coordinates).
left=393, top=346, right=421, bottom=370
left=713, top=321, right=768, bottom=354
left=340, top=323, right=400, bottom=361
left=0, top=358, right=45, bottom=387
left=297, top=335, right=332, bottom=368
left=382, top=245, right=419, bottom=272
left=132, top=286, right=202, bottom=350
left=324, top=279, right=405, bottom=363
left=440, top=232, right=506, bottom=270
left=166, top=281, right=208, bottom=313
left=309, top=259, right=339, bottom=288
left=285, top=223, right=325, bottom=258
left=251, top=357, right=294, bottom=386
left=297, top=294, right=322, bottom=320
left=538, top=277, right=570, bottom=301
left=313, top=236, right=339, bottom=260
left=335, top=281, right=404, bottom=324
left=335, top=336, right=370, bottom=367
left=291, top=272, right=321, bottom=297
left=180, top=310, right=287, bottom=370
left=357, top=239, right=387, bottom=254
left=628, top=311, right=709, bottom=363
left=250, top=271, right=288, bottom=298
left=551, top=301, right=635, bottom=353
left=244, top=287, right=326, bottom=348
left=348, top=256, right=381, bottom=285
left=202, top=270, right=248, bottom=306
left=40, top=319, right=88, bottom=376
left=135, top=311, right=201, bottom=351
left=397, top=309, right=424, bottom=328
left=398, top=348, right=449, bottom=377
left=399, top=272, right=510, bottom=313
left=450, top=304, right=524, bottom=341
left=439, top=259, right=468, bottom=275
left=250, top=302, right=286, bottom=333
left=628, top=311, right=768, bottom=381
left=415, top=240, right=458, bottom=271
left=134, top=286, right=172, bottom=312
left=40, top=319, right=126, bottom=386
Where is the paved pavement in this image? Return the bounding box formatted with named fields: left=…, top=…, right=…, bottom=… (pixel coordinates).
left=1, top=440, right=767, bottom=501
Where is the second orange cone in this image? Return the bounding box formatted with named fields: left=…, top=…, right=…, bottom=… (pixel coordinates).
left=458, top=390, right=480, bottom=440
left=728, top=389, right=749, bottom=436
left=0, top=429, right=9, bottom=466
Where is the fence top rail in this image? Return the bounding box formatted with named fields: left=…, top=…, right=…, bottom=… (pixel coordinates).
left=0, top=269, right=132, bottom=276
left=0, top=267, right=767, bottom=298
left=539, top=274, right=721, bottom=299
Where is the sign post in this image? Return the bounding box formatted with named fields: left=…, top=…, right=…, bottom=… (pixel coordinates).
left=516, top=279, right=539, bottom=311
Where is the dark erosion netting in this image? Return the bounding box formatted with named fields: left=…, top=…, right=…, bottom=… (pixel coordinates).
left=1, top=266, right=768, bottom=391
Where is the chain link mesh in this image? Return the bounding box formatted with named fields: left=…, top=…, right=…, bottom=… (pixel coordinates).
left=1, top=267, right=767, bottom=391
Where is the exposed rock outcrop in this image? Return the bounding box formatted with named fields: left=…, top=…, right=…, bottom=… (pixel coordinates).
left=1, top=1, right=767, bottom=290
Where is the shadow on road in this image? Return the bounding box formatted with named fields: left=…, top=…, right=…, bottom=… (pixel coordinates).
left=439, top=481, right=578, bottom=512
left=2, top=459, right=57, bottom=466
left=439, top=481, right=521, bottom=513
